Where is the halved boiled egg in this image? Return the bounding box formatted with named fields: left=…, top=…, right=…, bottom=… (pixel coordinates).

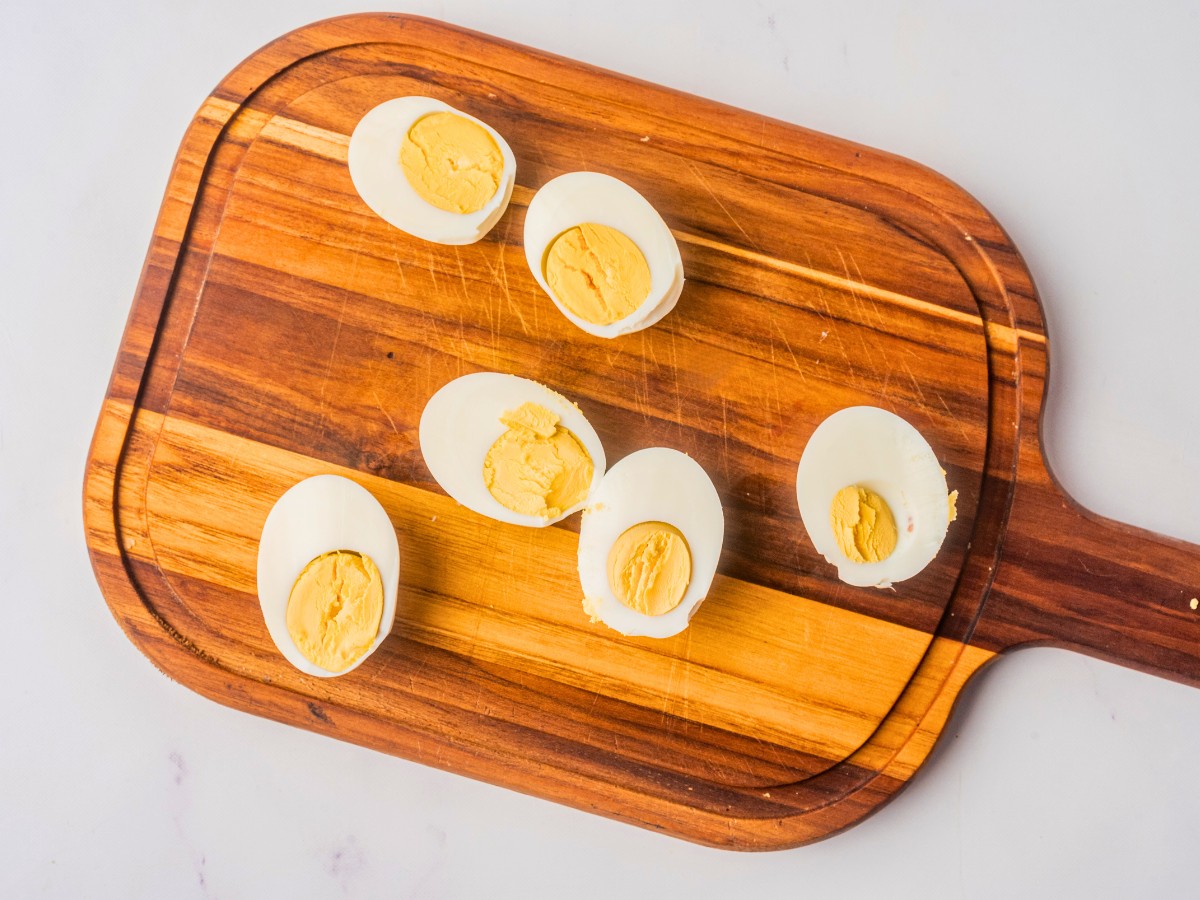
left=796, top=406, right=957, bottom=588
left=257, top=474, right=400, bottom=677
left=523, top=172, right=684, bottom=338
left=348, top=96, right=516, bottom=245
left=419, top=372, right=607, bottom=527
left=578, top=448, right=724, bottom=638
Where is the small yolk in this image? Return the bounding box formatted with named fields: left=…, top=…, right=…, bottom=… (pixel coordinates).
left=607, top=521, right=692, bottom=616
left=286, top=550, right=384, bottom=672
left=483, top=402, right=593, bottom=518
left=543, top=223, right=652, bottom=325
left=830, top=485, right=898, bottom=564
left=399, top=112, right=503, bottom=214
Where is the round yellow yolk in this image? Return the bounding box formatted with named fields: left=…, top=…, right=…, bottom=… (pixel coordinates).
left=830, top=485, right=898, bottom=564
left=286, top=550, right=384, bottom=672
left=607, top=521, right=692, bottom=616
left=483, top=401, right=594, bottom=519
left=399, top=112, right=504, bottom=214
left=544, top=223, right=652, bottom=325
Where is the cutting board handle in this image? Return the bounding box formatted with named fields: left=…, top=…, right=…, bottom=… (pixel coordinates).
left=984, top=478, right=1200, bottom=687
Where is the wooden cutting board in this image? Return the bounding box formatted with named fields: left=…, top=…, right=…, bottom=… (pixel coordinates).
left=83, top=14, right=1200, bottom=849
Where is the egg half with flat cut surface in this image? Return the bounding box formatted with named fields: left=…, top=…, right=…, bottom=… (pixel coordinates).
left=257, top=474, right=400, bottom=677
left=796, top=406, right=957, bottom=589
left=578, top=448, right=724, bottom=638
left=420, top=372, right=607, bottom=527
left=524, top=172, right=684, bottom=338
left=348, top=96, right=516, bottom=245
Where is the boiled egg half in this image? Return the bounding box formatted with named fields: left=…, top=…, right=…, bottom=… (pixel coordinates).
left=796, top=406, right=957, bottom=588
left=578, top=448, right=724, bottom=638
left=348, top=96, right=516, bottom=245
left=257, top=474, right=400, bottom=677
left=524, top=172, right=684, bottom=338
left=420, top=372, right=607, bottom=527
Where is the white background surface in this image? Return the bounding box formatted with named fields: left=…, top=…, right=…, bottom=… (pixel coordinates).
left=4, top=1, right=1199, bottom=897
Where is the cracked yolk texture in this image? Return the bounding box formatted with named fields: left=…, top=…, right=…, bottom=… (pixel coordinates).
left=607, top=521, right=692, bottom=616
left=483, top=402, right=594, bottom=519
left=830, top=485, right=898, bottom=564
left=286, top=550, right=384, bottom=672
left=399, top=112, right=503, bottom=214
left=544, top=223, right=652, bottom=324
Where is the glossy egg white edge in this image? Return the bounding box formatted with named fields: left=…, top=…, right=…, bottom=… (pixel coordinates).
left=578, top=448, right=724, bottom=638
left=796, top=406, right=951, bottom=588
left=418, top=372, right=607, bottom=528
left=523, top=171, right=685, bottom=338
left=256, top=474, right=400, bottom=678
left=347, top=96, right=517, bottom=245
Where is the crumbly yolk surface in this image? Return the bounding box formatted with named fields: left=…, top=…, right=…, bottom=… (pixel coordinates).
left=399, top=112, right=503, bottom=214
left=483, top=402, right=593, bottom=519
left=544, top=223, right=652, bottom=325
left=830, top=485, right=898, bottom=564
left=607, top=521, right=692, bottom=616
left=286, top=550, right=384, bottom=672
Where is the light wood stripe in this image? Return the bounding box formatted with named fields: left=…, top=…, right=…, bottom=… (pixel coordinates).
left=95, top=398, right=966, bottom=764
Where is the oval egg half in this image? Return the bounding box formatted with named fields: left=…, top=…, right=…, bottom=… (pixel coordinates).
left=524, top=172, right=684, bottom=338
left=419, top=372, right=607, bottom=527
left=257, top=474, right=400, bottom=677
left=348, top=96, right=517, bottom=245
left=796, top=406, right=954, bottom=588
left=578, top=448, right=724, bottom=638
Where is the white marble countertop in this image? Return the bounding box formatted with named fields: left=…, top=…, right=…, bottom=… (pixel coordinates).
left=5, top=2, right=1199, bottom=896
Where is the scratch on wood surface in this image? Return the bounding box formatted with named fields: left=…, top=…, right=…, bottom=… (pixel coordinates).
left=425, top=247, right=441, bottom=294
left=766, top=345, right=783, bottom=447
left=877, top=359, right=893, bottom=404
left=847, top=251, right=884, bottom=328
left=687, top=162, right=762, bottom=252
left=936, top=392, right=971, bottom=445
left=392, top=253, right=409, bottom=291
left=661, top=653, right=683, bottom=725
left=768, top=313, right=803, bottom=378
left=900, top=358, right=929, bottom=407
left=419, top=306, right=449, bottom=354
left=315, top=292, right=347, bottom=442
left=720, top=398, right=732, bottom=482
left=455, top=310, right=466, bottom=376
left=370, top=386, right=399, bottom=436
left=640, top=329, right=661, bottom=367
left=315, top=222, right=365, bottom=439
left=453, top=247, right=471, bottom=303
left=836, top=246, right=869, bottom=325
left=634, top=333, right=652, bottom=423
left=476, top=242, right=529, bottom=336
left=668, top=330, right=683, bottom=426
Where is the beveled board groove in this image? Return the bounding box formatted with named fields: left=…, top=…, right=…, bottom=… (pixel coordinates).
left=84, top=14, right=1200, bottom=849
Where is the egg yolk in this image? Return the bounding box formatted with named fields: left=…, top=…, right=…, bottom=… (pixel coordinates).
left=483, top=402, right=593, bottom=519
left=607, top=521, right=692, bottom=616
left=830, top=485, right=898, bottom=564
left=544, top=223, right=652, bottom=325
left=286, top=550, right=384, bottom=672
left=399, top=112, right=503, bottom=214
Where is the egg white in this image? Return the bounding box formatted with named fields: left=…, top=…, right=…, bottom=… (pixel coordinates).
left=796, top=406, right=952, bottom=588
left=256, top=474, right=400, bottom=677
left=523, top=172, right=684, bottom=338
left=419, top=372, right=607, bottom=528
left=347, top=96, right=516, bottom=245
left=578, top=448, right=724, bottom=638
